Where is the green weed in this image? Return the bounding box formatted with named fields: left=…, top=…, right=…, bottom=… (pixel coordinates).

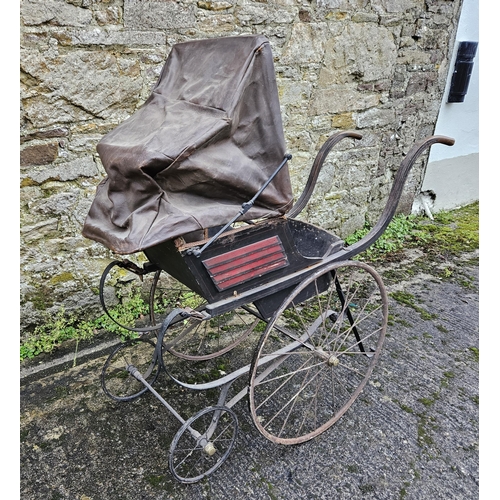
left=346, top=202, right=478, bottom=261
left=345, top=214, right=421, bottom=260
left=20, top=308, right=95, bottom=360
left=20, top=294, right=148, bottom=360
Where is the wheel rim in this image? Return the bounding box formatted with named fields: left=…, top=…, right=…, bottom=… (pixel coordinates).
left=169, top=406, right=238, bottom=484
left=248, top=261, right=388, bottom=445
left=165, top=308, right=262, bottom=361
left=151, top=272, right=262, bottom=360
left=101, top=338, right=160, bottom=402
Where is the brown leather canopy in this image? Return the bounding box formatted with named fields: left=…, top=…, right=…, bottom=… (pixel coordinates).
left=82, top=35, right=293, bottom=255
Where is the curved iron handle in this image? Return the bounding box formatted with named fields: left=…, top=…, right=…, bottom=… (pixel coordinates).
left=287, top=130, right=363, bottom=219
left=343, top=134, right=455, bottom=259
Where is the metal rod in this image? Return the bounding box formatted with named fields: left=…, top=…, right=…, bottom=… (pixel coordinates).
left=247, top=154, right=293, bottom=207
left=190, top=154, right=292, bottom=258
left=165, top=310, right=333, bottom=407
left=127, top=365, right=197, bottom=435
left=334, top=275, right=367, bottom=353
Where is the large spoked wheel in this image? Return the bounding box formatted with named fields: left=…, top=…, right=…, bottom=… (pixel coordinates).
left=101, top=338, right=161, bottom=402
left=150, top=271, right=263, bottom=360
left=248, top=260, right=388, bottom=445
left=169, top=406, right=238, bottom=484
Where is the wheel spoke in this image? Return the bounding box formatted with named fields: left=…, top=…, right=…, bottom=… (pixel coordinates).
left=101, top=338, right=160, bottom=402
left=296, top=364, right=329, bottom=437
left=329, top=297, right=383, bottom=354
left=264, top=365, right=323, bottom=433
left=249, top=261, right=388, bottom=444
left=256, top=357, right=326, bottom=387
left=340, top=326, right=384, bottom=355
left=167, top=309, right=261, bottom=361
left=169, top=406, right=238, bottom=484
left=256, top=356, right=320, bottom=413
left=149, top=271, right=260, bottom=361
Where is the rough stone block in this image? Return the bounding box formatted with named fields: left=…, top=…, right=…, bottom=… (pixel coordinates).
left=310, top=84, right=379, bottom=115
left=32, top=191, right=79, bottom=217
left=351, top=12, right=379, bottom=23
left=21, top=128, right=69, bottom=144
left=370, top=0, right=423, bottom=15
left=69, top=28, right=166, bottom=47
left=280, top=23, right=327, bottom=65
left=20, top=143, right=59, bottom=166
left=124, top=0, right=196, bottom=29
left=317, top=0, right=369, bottom=9
left=95, top=6, right=122, bottom=26
left=21, top=0, right=92, bottom=27
left=196, top=14, right=238, bottom=33
left=331, top=113, right=355, bottom=129
left=356, top=107, right=396, bottom=129
left=397, top=49, right=432, bottom=67
left=22, top=157, right=99, bottom=185
left=22, top=96, right=95, bottom=129
left=278, top=80, right=312, bottom=106
left=21, top=49, right=143, bottom=121
left=197, top=0, right=233, bottom=11
left=320, top=24, right=397, bottom=84
left=405, top=72, right=437, bottom=96
left=20, top=218, right=59, bottom=242
left=235, top=2, right=296, bottom=26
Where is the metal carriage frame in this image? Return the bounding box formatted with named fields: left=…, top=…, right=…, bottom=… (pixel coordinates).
left=98, top=131, right=454, bottom=484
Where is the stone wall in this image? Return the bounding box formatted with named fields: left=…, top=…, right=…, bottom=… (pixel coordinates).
left=20, top=0, right=463, bottom=333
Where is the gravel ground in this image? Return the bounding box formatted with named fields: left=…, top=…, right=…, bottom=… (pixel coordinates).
left=20, top=249, right=479, bottom=500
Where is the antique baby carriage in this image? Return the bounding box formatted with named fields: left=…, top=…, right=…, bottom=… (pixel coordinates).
left=82, top=35, right=454, bottom=483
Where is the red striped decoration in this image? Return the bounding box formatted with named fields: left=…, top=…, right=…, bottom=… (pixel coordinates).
left=202, top=236, right=289, bottom=291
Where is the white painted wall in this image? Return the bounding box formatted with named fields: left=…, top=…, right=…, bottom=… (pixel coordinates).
left=418, top=0, right=479, bottom=212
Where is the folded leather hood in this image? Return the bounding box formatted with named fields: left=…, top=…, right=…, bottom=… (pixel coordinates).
left=82, top=35, right=293, bottom=254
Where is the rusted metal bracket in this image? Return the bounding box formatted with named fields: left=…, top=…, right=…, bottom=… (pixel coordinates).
left=113, top=259, right=160, bottom=279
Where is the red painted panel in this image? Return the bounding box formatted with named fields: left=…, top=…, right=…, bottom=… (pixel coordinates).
left=214, top=259, right=288, bottom=290
left=208, top=248, right=283, bottom=276
left=203, top=235, right=289, bottom=291
left=203, top=237, right=282, bottom=267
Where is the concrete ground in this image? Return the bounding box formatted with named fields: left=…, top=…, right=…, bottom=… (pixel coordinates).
left=20, top=248, right=479, bottom=500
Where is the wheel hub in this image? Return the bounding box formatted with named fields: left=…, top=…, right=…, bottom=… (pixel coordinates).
left=314, top=346, right=340, bottom=366
left=204, top=442, right=217, bottom=456
left=327, top=354, right=340, bottom=366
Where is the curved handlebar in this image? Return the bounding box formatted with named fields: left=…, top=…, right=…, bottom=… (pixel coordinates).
left=287, top=130, right=363, bottom=218
left=432, top=136, right=455, bottom=147
left=343, top=134, right=455, bottom=259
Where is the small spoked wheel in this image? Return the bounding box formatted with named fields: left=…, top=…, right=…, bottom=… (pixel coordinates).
left=248, top=260, right=388, bottom=445
left=169, top=406, right=238, bottom=484
left=101, top=338, right=161, bottom=402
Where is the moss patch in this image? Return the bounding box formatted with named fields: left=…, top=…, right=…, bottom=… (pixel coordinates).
left=49, top=272, right=74, bottom=285
left=346, top=202, right=478, bottom=262
left=468, top=346, right=479, bottom=362
left=25, top=286, right=55, bottom=311
left=390, top=291, right=437, bottom=321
